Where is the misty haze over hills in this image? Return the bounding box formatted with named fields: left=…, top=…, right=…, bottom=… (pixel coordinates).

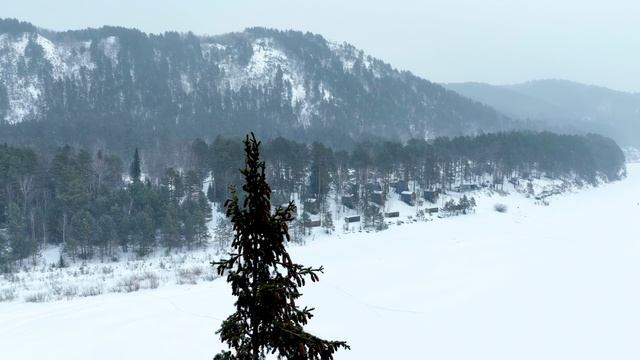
left=445, top=80, right=640, bottom=148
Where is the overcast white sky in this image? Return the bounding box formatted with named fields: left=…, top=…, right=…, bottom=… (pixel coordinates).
left=3, top=0, right=639, bottom=92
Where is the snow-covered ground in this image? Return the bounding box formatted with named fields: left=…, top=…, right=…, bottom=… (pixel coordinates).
left=623, top=146, right=640, bottom=163
left=0, top=170, right=574, bottom=304
left=1, top=164, right=639, bottom=359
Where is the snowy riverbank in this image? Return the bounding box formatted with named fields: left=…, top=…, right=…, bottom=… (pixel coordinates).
left=0, top=164, right=639, bottom=359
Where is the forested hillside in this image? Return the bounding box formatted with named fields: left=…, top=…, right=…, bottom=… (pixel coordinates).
left=0, top=18, right=514, bottom=154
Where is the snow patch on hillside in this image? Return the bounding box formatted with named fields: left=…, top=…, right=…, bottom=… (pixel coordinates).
left=34, top=34, right=65, bottom=77
left=180, top=73, right=193, bottom=94
left=0, top=33, right=29, bottom=54
left=0, top=33, right=97, bottom=123
left=216, top=37, right=315, bottom=125
left=34, top=35, right=95, bottom=79
left=100, top=36, right=120, bottom=65
left=0, top=34, right=40, bottom=123
left=328, top=41, right=383, bottom=78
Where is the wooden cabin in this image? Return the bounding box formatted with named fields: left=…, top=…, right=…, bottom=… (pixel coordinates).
left=391, top=180, right=409, bottom=194
left=423, top=190, right=439, bottom=203
left=306, top=220, right=322, bottom=228
left=371, top=190, right=385, bottom=206
left=304, top=198, right=320, bottom=215
left=384, top=211, right=400, bottom=218
left=400, top=191, right=416, bottom=206
left=344, top=215, right=361, bottom=223
left=456, top=184, right=479, bottom=192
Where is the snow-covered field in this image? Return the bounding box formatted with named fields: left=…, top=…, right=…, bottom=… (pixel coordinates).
left=1, top=164, right=639, bottom=359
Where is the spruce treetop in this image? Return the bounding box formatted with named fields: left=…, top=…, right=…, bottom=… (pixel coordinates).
left=213, top=133, right=349, bottom=360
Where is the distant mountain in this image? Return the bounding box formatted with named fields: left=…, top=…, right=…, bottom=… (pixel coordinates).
left=445, top=79, right=640, bottom=147
left=0, top=18, right=514, bottom=153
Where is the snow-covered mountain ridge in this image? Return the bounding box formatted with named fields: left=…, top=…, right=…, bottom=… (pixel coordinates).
left=0, top=19, right=513, bottom=148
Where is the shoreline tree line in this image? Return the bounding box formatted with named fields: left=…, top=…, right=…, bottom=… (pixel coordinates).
left=0, top=131, right=626, bottom=271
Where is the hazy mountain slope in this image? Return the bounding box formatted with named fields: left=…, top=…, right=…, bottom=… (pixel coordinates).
left=0, top=19, right=513, bottom=152
left=444, top=82, right=569, bottom=122
left=445, top=80, right=640, bottom=147
left=506, top=80, right=640, bottom=120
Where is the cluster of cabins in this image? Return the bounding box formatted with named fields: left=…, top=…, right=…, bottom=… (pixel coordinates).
left=338, top=178, right=488, bottom=223
left=272, top=190, right=324, bottom=227
left=340, top=179, right=445, bottom=209
left=341, top=181, right=415, bottom=209
left=341, top=180, right=479, bottom=218
left=275, top=177, right=483, bottom=229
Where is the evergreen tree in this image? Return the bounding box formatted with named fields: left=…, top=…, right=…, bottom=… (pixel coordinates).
left=443, top=199, right=457, bottom=215
left=213, top=217, right=233, bottom=253
left=308, top=142, right=334, bottom=202
left=300, top=211, right=311, bottom=237
left=192, top=206, right=210, bottom=248
left=459, top=195, right=471, bottom=215
left=134, top=210, right=155, bottom=256
left=180, top=198, right=207, bottom=249
left=290, top=218, right=304, bottom=244
left=0, top=83, right=8, bottom=122
left=212, top=134, right=348, bottom=360
left=162, top=168, right=184, bottom=202
left=362, top=203, right=375, bottom=229
left=322, top=212, right=334, bottom=234
left=0, top=231, right=10, bottom=273
left=130, top=148, right=141, bottom=182
left=96, top=214, right=117, bottom=260
left=373, top=207, right=386, bottom=231
left=468, top=197, right=477, bottom=212
left=70, top=210, right=95, bottom=259
left=184, top=170, right=202, bottom=200
left=7, top=203, right=34, bottom=264
left=161, top=203, right=181, bottom=249
left=526, top=182, right=534, bottom=197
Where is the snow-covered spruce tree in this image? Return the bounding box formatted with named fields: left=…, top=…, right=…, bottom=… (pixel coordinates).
left=322, top=212, right=334, bottom=234
left=300, top=211, right=311, bottom=237
left=214, top=217, right=233, bottom=254
left=212, top=134, right=349, bottom=360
